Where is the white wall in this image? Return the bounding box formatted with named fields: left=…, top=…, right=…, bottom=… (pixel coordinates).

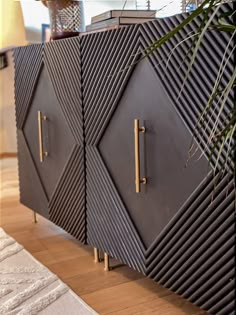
left=21, top=0, right=182, bottom=43
left=0, top=51, right=17, bottom=154
left=21, top=0, right=136, bottom=43
left=152, top=0, right=182, bottom=17
left=0, top=0, right=26, bottom=154
left=20, top=0, right=49, bottom=43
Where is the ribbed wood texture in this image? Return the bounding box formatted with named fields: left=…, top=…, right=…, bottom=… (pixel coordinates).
left=137, top=6, right=236, bottom=314
left=44, top=38, right=83, bottom=145
left=14, top=44, right=43, bottom=130
left=82, top=4, right=235, bottom=315
left=81, top=25, right=140, bottom=145
left=44, top=38, right=86, bottom=241
left=16, top=130, right=49, bottom=218
left=140, top=3, right=235, bottom=172
left=86, top=146, right=146, bottom=273
left=14, top=40, right=86, bottom=243
left=82, top=25, right=147, bottom=272
left=49, top=145, right=86, bottom=243
left=145, top=172, right=235, bottom=315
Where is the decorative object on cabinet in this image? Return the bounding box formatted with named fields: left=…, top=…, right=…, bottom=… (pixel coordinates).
left=14, top=3, right=235, bottom=315
left=41, top=0, right=85, bottom=40
left=86, top=16, right=156, bottom=33
left=91, top=9, right=156, bottom=24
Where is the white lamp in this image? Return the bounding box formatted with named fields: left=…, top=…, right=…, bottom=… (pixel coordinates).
left=0, top=0, right=26, bottom=156
left=0, top=0, right=26, bottom=49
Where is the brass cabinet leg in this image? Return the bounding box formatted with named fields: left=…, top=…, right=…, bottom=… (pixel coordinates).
left=33, top=211, right=38, bottom=223
left=94, top=248, right=100, bottom=263
left=104, top=253, right=110, bottom=271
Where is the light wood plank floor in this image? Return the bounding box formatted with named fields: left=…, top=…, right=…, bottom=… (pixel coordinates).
left=0, top=158, right=207, bottom=315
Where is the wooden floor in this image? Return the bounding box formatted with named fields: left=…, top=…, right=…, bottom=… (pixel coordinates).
left=0, top=158, right=207, bottom=315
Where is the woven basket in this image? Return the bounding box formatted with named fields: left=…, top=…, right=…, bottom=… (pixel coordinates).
left=42, top=0, right=85, bottom=40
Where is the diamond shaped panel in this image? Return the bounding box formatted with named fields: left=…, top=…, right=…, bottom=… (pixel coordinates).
left=99, top=58, right=209, bottom=247
left=23, top=66, right=76, bottom=200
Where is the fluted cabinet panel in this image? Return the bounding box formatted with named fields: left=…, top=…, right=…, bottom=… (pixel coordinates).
left=139, top=2, right=234, bottom=171
left=136, top=6, right=236, bottom=314
left=145, top=173, right=235, bottom=315
left=44, top=38, right=83, bottom=145
left=82, top=25, right=148, bottom=272
left=137, top=8, right=235, bottom=312
left=86, top=146, right=146, bottom=273
left=16, top=130, right=49, bottom=218
left=81, top=25, right=140, bottom=145
left=14, top=44, right=43, bottom=129
left=14, top=40, right=86, bottom=242
left=49, top=145, right=86, bottom=243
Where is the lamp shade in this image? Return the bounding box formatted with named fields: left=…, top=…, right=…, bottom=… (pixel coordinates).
left=0, top=0, right=26, bottom=49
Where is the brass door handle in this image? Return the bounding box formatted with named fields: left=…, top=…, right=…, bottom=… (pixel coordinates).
left=134, top=119, right=147, bottom=193
left=38, top=111, right=48, bottom=162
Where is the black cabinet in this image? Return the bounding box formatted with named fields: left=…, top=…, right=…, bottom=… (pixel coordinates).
left=15, top=45, right=49, bottom=218
left=82, top=6, right=235, bottom=315
left=14, top=39, right=86, bottom=243
left=14, top=4, right=235, bottom=315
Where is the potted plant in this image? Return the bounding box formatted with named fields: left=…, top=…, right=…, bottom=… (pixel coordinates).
left=146, top=0, right=235, bottom=177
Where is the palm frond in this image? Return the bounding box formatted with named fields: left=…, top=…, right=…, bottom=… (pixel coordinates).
left=145, top=0, right=235, bottom=176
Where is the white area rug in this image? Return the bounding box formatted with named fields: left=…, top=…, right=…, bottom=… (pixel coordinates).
left=0, top=228, right=98, bottom=315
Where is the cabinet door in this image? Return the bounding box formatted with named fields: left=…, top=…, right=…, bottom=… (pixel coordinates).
left=139, top=14, right=235, bottom=315
left=86, top=56, right=208, bottom=254
left=99, top=59, right=209, bottom=248
left=14, top=41, right=86, bottom=243
left=84, top=12, right=235, bottom=315
left=83, top=27, right=208, bottom=271
left=14, top=45, right=50, bottom=218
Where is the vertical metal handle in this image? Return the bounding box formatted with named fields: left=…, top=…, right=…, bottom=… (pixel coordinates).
left=38, top=111, right=48, bottom=162
left=134, top=119, right=147, bottom=193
